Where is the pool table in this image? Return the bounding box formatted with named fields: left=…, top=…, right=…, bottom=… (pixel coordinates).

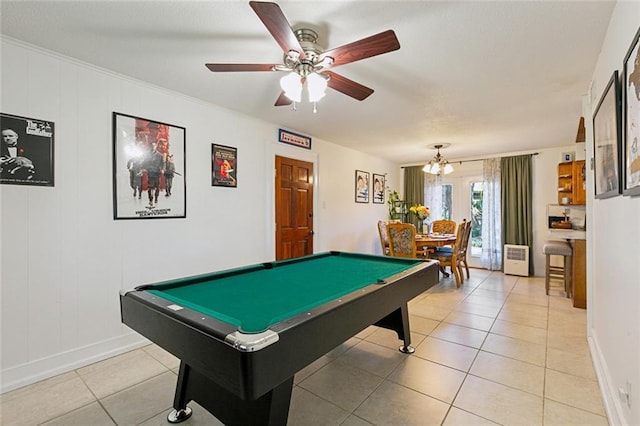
left=120, top=251, right=438, bottom=425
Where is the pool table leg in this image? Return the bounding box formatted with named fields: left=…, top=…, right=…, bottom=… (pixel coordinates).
left=167, top=360, right=294, bottom=425
left=374, top=304, right=415, bottom=354
left=167, top=362, right=193, bottom=423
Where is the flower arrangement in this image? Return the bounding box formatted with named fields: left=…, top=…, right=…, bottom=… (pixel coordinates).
left=409, top=204, right=430, bottom=221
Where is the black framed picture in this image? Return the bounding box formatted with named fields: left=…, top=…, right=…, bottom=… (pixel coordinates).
left=355, top=170, right=369, bottom=203
left=592, top=71, right=622, bottom=199
left=1, top=112, right=54, bottom=186
left=623, top=27, right=640, bottom=196
left=112, top=112, right=186, bottom=219
left=372, top=173, right=385, bottom=204
left=212, top=144, right=237, bottom=187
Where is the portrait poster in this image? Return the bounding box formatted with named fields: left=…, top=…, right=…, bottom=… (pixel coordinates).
left=372, top=173, right=385, bottom=204
left=623, top=27, right=640, bottom=196
left=355, top=170, right=369, bottom=203
left=112, top=112, right=186, bottom=219
left=592, top=71, right=622, bottom=199
left=1, top=113, right=54, bottom=186
left=212, top=144, right=237, bottom=187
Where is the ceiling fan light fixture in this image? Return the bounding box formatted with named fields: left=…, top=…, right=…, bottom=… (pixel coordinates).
left=306, top=72, right=328, bottom=102
left=280, top=71, right=302, bottom=102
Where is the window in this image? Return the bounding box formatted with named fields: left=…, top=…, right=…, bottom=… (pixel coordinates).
left=470, top=182, right=483, bottom=257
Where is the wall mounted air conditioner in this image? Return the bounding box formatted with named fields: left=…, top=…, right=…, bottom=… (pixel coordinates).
left=503, top=244, right=529, bottom=276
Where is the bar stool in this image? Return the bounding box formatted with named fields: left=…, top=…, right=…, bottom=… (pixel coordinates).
left=543, top=241, right=572, bottom=297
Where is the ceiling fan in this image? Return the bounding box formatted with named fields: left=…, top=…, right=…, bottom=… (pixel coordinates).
left=205, top=1, right=401, bottom=108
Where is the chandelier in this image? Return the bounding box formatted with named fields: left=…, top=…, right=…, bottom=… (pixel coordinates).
left=422, top=144, right=454, bottom=175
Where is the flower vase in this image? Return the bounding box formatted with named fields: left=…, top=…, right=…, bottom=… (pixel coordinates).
left=416, top=221, right=423, bottom=235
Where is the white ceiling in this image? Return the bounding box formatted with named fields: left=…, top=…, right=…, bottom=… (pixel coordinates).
left=0, top=1, right=615, bottom=164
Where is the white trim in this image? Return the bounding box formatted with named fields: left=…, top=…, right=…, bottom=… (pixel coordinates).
left=1, top=332, right=148, bottom=394
left=589, top=329, right=626, bottom=426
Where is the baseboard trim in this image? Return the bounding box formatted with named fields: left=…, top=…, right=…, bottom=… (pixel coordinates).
left=589, top=328, right=627, bottom=426
left=1, top=332, right=148, bottom=394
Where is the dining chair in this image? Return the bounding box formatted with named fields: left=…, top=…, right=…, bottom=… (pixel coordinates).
left=430, top=219, right=456, bottom=255
left=431, top=221, right=467, bottom=287
left=377, top=220, right=390, bottom=255
left=386, top=222, right=417, bottom=258
left=430, top=219, right=456, bottom=235
left=456, top=220, right=473, bottom=280
left=430, top=219, right=462, bottom=275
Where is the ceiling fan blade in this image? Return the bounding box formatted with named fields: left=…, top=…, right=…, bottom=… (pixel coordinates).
left=274, top=91, right=293, bottom=106
left=319, top=30, right=400, bottom=68
left=206, top=63, right=277, bottom=72
left=325, top=71, right=374, bottom=101
left=250, top=1, right=305, bottom=59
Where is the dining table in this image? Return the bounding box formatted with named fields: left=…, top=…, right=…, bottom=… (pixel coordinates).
left=415, top=233, right=457, bottom=277
left=415, top=233, right=457, bottom=249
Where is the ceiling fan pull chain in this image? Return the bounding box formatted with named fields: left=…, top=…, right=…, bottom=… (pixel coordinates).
left=313, top=102, right=318, bottom=114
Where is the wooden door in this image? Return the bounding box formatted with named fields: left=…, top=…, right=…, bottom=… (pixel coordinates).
left=275, top=156, right=314, bottom=260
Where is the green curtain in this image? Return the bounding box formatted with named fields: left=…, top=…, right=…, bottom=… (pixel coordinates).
left=403, top=166, right=424, bottom=228
left=501, top=155, right=534, bottom=274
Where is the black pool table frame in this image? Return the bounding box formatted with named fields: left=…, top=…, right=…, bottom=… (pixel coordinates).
left=120, top=252, right=439, bottom=425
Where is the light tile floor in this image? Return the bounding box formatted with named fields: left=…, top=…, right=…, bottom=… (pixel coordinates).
left=0, top=271, right=609, bottom=425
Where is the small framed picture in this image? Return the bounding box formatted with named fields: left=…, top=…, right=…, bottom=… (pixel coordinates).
left=355, top=170, right=369, bottom=203
left=622, top=27, right=640, bottom=196
left=212, top=144, right=237, bottom=187
left=1, top=112, right=54, bottom=186
left=112, top=112, right=186, bottom=219
left=592, top=71, right=622, bottom=199
left=372, top=173, right=385, bottom=204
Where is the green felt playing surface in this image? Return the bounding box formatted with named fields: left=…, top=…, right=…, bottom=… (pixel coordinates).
left=148, top=253, right=422, bottom=333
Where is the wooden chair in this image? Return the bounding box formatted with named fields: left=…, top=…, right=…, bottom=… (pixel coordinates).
left=430, top=219, right=456, bottom=261
left=377, top=220, right=390, bottom=255
left=386, top=222, right=417, bottom=258
left=431, top=219, right=456, bottom=235
left=456, top=220, right=473, bottom=280
left=431, top=221, right=467, bottom=287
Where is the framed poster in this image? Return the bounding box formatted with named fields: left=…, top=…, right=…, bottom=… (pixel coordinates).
left=278, top=128, right=311, bottom=150
left=355, top=170, right=369, bottom=203
left=623, top=27, right=640, bottom=196
left=112, top=112, right=186, bottom=219
left=592, top=71, right=622, bottom=199
left=372, top=173, right=385, bottom=204
left=212, top=144, right=237, bottom=187
left=1, top=112, right=54, bottom=186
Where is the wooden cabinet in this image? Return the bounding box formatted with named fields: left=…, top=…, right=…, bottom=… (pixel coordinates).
left=557, top=162, right=573, bottom=204
left=557, top=161, right=586, bottom=205
left=571, top=239, right=586, bottom=309
left=572, top=160, right=586, bottom=205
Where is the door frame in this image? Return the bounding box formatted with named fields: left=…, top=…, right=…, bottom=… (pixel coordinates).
left=458, top=174, right=484, bottom=268
left=265, top=141, right=319, bottom=260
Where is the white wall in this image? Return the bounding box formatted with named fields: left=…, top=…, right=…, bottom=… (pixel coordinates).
left=585, top=3, right=640, bottom=425
left=0, top=37, right=399, bottom=392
